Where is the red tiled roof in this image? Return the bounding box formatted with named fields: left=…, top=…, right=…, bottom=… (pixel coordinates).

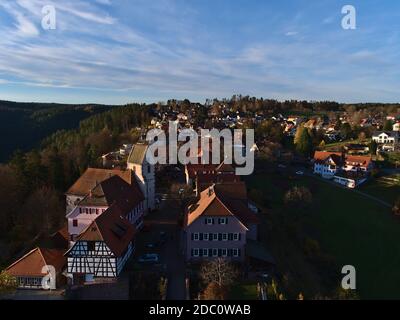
left=344, top=155, right=372, bottom=168
left=313, top=151, right=343, bottom=165
left=66, top=168, right=133, bottom=196
left=6, top=247, right=66, bottom=277
left=78, top=175, right=144, bottom=215
left=75, top=204, right=136, bottom=257
left=186, top=184, right=259, bottom=228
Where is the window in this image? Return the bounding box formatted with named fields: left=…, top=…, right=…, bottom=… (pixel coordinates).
left=202, top=249, right=208, bottom=257
left=205, top=218, right=213, bottom=225
left=73, top=219, right=78, bottom=227
left=219, top=217, right=227, bottom=224
left=222, top=233, right=228, bottom=241
left=193, top=233, right=199, bottom=241
left=213, top=233, right=218, bottom=241
left=212, top=249, right=218, bottom=257
left=148, top=165, right=151, bottom=174
left=193, top=248, right=199, bottom=257
left=233, top=248, right=239, bottom=257
left=204, top=233, right=209, bottom=241
left=87, top=242, right=95, bottom=252
left=233, top=233, right=239, bottom=241
left=221, top=248, right=227, bottom=257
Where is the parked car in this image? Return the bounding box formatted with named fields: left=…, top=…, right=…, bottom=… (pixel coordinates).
left=138, top=253, right=159, bottom=263
left=295, top=170, right=304, bottom=175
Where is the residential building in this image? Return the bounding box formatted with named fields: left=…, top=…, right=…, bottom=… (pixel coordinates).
left=66, top=204, right=136, bottom=284
left=372, top=131, right=399, bottom=152
left=5, top=247, right=66, bottom=290
left=66, top=174, right=144, bottom=242
left=183, top=184, right=259, bottom=262
left=313, top=151, right=373, bottom=187
left=65, top=168, right=134, bottom=214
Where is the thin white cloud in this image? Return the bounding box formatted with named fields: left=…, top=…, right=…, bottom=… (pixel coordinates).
left=285, top=31, right=298, bottom=36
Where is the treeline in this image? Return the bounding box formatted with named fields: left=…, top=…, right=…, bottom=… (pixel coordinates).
left=205, top=95, right=400, bottom=115
left=0, top=103, right=151, bottom=267
left=0, top=100, right=115, bottom=162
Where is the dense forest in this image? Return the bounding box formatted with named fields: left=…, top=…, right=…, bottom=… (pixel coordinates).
left=0, top=100, right=116, bottom=162
left=0, top=103, right=150, bottom=268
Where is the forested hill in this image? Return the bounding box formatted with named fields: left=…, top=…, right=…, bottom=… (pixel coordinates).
left=0, top=100, right=116, bottom=162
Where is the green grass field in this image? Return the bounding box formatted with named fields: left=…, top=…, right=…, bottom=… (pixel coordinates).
left=246, top=172, right=400, bottom=299
left=229, top=283, right=258, bottom=300
left=360, top=174, right=400, bottom=204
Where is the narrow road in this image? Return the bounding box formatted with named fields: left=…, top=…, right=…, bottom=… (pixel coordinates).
left=152, top=199, right=186, bottom=300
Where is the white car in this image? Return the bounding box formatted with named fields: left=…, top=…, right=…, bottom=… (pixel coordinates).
left=295, top=170, right=304, bottom=175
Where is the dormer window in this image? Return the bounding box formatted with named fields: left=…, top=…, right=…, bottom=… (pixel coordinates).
left=205, top=218, right=214, bottom=225
left=218, top=217, right=228, bottom=224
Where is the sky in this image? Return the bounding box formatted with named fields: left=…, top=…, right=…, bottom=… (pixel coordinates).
left=0, top=0, right=399, bottom=104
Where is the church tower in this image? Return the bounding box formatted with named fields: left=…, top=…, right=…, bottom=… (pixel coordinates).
left=127, top=142, right=155, bottom=212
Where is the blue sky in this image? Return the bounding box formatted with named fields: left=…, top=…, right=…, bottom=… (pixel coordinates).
left=0, top=0, right=399, bottom=104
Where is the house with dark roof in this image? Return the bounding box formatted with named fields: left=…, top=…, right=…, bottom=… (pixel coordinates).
left=66, top=174, right=144, bottom=242
left=185, top=161, right=241, bottom=195
left=65, top=204, right=136, bottom=284
left=183, top=184, right=259, bottom=262
left=65, top=168, right=134, bottom=214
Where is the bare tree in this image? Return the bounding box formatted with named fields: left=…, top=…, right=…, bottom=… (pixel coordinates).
left=200, top=258, right=238, bottom=288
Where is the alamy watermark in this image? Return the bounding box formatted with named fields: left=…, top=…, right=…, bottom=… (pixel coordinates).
left=144, top=121, right=255, bottom=176
left=341, top=265, right=356, bottom=290
left=341, top=5, right=356, bottom=30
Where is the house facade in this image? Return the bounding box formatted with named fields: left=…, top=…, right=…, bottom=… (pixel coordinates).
left=372, top=131, right=399, bottom=152
left=66, top=174, right=144, bottom=242
left=184, top=184, right=259, bottom=262
left=66, top=204, right=136, bottom=284
left=6, top=247, right=66, bottom=290
left=313, top=151, right=373, bottom=188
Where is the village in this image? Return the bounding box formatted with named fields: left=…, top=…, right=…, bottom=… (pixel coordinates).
left=2, top=99, right=399, bottom=300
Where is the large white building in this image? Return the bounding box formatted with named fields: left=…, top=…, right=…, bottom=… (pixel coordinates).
left=372, top=131, right=399, bottom=152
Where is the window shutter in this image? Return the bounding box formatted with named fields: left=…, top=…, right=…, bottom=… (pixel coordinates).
left=228, top=233, right=233, bottom=241
left=209, top=248, right=212, bottom=257
left=191, top=233, right=194, bottom=240
left=212, top=218, right=215, bottom=224
left=218, top=233, right=222, bottom=241
left=238, top=233, right=242, bottom=241
left=191, top=249, right=193, bottom=257
left=218, top=249, right=222, bottom=257
left=209, top=233, right=213, bottom=241
left=225, top=218, right=228, bottom=224
left=228, top=249, right=232, bottom=257
left=199, top=233, right=203, bottom=241
left=238, top=249, right=241, bottom=257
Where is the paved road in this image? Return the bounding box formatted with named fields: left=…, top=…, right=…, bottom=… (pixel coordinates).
left=144, top=199, right=186, bottom=300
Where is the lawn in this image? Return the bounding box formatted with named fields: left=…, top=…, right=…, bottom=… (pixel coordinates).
left=229, top=282, right=258, bottom=300
left=360, top=174, right=400, bottom=204
left=246, top=172, right=400, bottom=299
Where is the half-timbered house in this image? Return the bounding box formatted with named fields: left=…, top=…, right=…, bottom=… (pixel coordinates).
left=66, top=204, right=136, bottom=284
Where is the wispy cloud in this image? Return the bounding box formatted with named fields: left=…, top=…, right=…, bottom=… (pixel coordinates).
left=0, top=0, right=399, bottom=103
